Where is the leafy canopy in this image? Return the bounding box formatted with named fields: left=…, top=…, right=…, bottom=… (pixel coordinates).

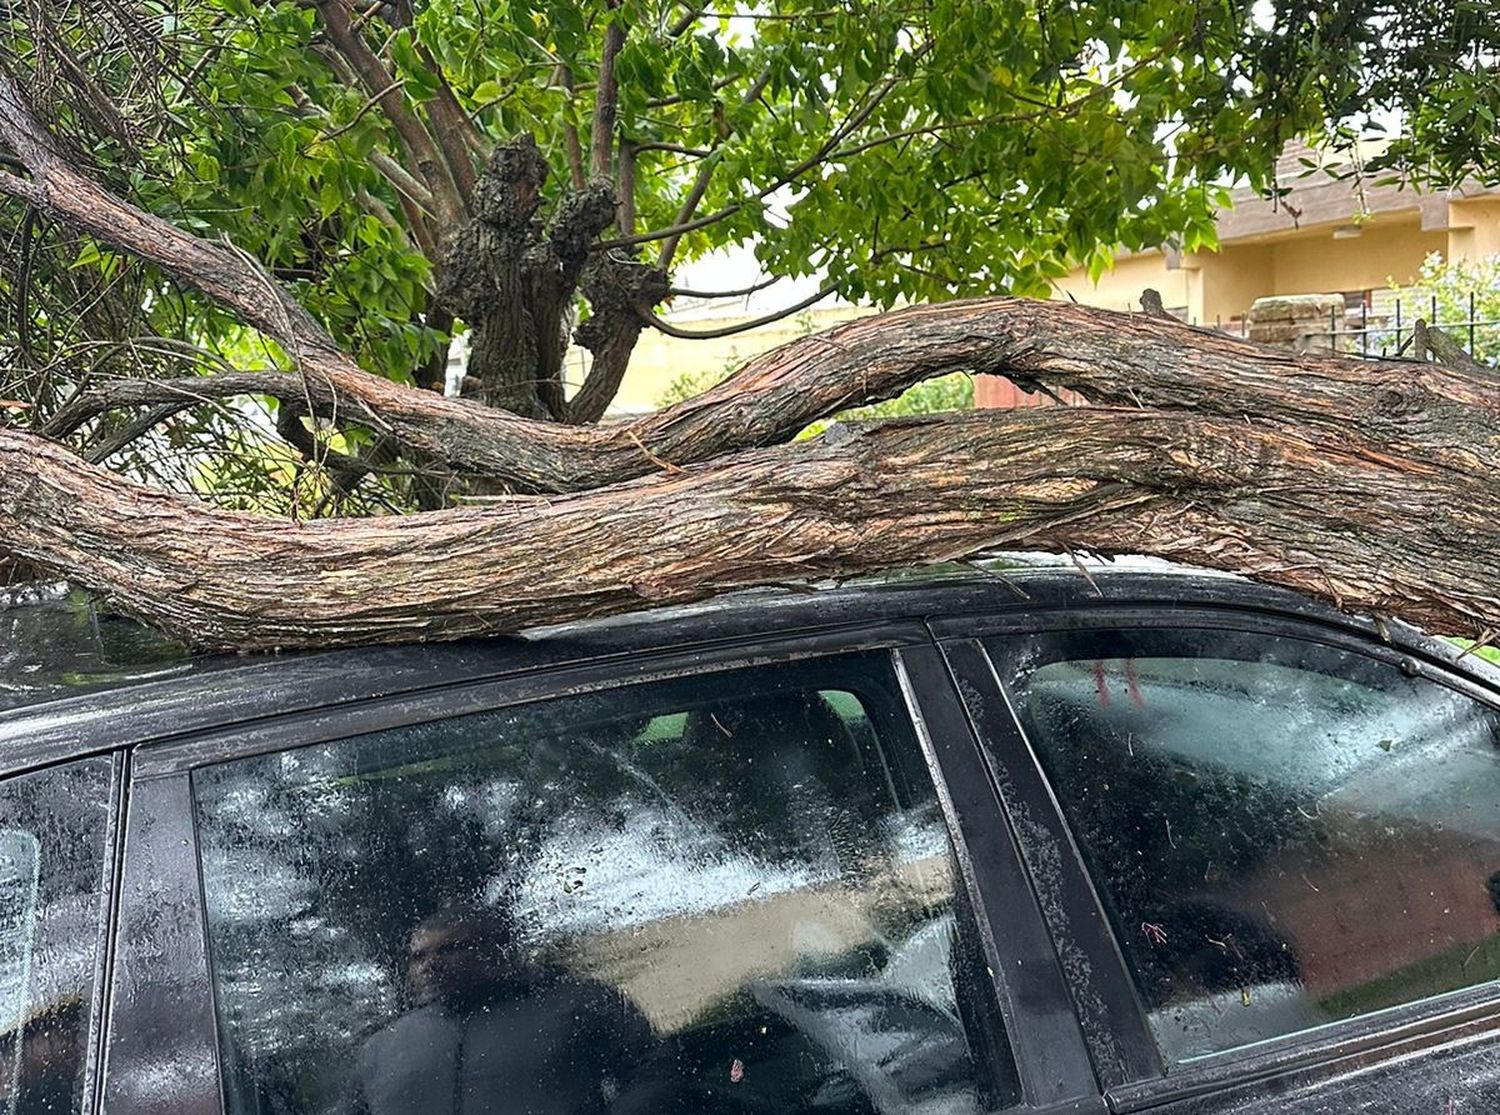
left=3, top=0, right=1496, bottom=451
left=6, top=0, right=1354, bottom=384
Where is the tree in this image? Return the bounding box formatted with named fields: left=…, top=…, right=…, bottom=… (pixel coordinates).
left=1, top=1, right=1499, bottom=650
left=2, top=1, right=1315, bottom=437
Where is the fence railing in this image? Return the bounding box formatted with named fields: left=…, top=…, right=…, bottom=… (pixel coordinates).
left=1320, top=292, right=1498, bottom=362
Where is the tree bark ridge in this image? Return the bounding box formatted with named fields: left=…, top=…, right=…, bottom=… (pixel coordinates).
left=7, top=71, right=1493, bottom=495
left=4, top=403, right=1495, bottom=650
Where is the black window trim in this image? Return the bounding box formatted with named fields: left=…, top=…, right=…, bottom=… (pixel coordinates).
left=130, top=622, right=933, bottom=779
left=941, top=637, right=1163, bottom=1091
left=897, top=645, right=1105, bottom=1112
left=124, top=621, right=1098, bottom=1114
left=99, top=772, right=224, bottom=1115
left=84, top=751, right=129, bottom=1115
left=952, top=604, right=1500, bottom=1109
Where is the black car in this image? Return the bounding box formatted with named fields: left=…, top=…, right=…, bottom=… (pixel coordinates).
left=2, top=558, right=1499, bottom=1115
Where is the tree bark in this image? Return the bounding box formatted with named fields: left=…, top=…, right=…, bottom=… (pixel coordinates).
left=4, top=375, right=1498, bottom=649
left=4, top=80, right=1498, bottom=652
left=13, top=73, right=1491, bottom=498
left=433, top=135, right=660, bottom=421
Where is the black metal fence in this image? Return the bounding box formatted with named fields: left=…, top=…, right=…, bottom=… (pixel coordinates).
left=1321, top=292, right=1499, bottom=362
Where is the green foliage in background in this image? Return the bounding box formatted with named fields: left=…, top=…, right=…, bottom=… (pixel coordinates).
left=5, top=0, right=1498, bottom=514
left=1387, top=253, right=1500, bottom=364
left=5, top=0, right=1379, bottom=390
left=656, top=349, right=972, bottom=428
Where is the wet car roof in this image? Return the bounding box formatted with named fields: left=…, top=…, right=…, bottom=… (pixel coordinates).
left=0, top=555, right=1477, bottom=756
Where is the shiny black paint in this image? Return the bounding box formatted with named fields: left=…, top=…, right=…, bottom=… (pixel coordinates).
left=11, top=566, right=1498, bottom=764
left=132, top=621, right=932, bottom=778
left=3, top=563, right=1498, bottom=1114
left=894, top=647, right=1107, bottom=1111
left=101, top=775, right=221, bottom=1115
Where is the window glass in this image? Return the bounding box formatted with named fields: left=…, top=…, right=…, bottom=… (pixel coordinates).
left=993, top=628, right=1500, bottom=1063
left=195, top=653, right=1019, bottom=1115
left=0, top=759, right=114, bottom=1115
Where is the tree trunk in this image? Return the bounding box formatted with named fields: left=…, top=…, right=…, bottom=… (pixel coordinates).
left=435, top=136, right=662, bottom=422
left=4, top=300, right=1498, bottom=649
left=4, top=76, right=1498, bottom=652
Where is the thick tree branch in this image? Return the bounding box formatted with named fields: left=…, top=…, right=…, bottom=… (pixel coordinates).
left=667, top=4, right=706, bottom=37
left=41, top=372, right=334, bottom=439
left=360, top=148, right=436, bottom=213
left=569, top=254, right=670, bottom=424
left=412, top=44, right=484, bottom=202
left=273, top=399, right=373, bottom=485
left=591, top=4, right=627, bottom=180
left=6, top=83, right=1496, bottom=506
left=4, top=404, right=1496, bottom=649
left=83, top=403, right=187, bottom=463
left=1419, top=320, right=1492, bottom=376
left=556, top=65, right=588, bottom=190
left=617, top=140, right=637, bottom=237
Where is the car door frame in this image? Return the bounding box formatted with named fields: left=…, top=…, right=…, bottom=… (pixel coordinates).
left=99, top=618, right=1105, bottom=1115
left=934, top=601, right=1500, bottom=1112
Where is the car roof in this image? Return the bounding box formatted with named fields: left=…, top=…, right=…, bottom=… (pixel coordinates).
left=1, top=555, right=1489, bottom=764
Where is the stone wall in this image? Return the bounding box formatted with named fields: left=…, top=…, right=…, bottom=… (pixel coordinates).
left=1245, top=293, right=1344, bottom=351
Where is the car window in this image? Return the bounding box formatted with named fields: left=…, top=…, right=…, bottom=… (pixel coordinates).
left=194, top=652, right=1021, bottom=1115
left=0, top=758, right=115, bottom=1115
left=991, top=628, right=1500, bottom=1065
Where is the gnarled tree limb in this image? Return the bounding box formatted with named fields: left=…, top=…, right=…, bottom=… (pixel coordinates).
left=16, top=70, right=1488, bottom=497
left=4, top=72, right=1498, bottom=652
left=3, top=399, right=1496, bottom=650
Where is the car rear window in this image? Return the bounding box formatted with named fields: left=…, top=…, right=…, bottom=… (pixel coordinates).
left=993, top=628, right=1500, bottom=1064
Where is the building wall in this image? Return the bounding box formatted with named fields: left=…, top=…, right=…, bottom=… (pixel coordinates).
left=569, top=304, right=876, bottom=417
left=1049, top=253, right=1189, bottom=315
left=1448, top=197, right=1500, bottom=260
left=1192, top=242, right=1273, bottom=327
left=1048, top=213, right=1450, bottom=328
left=1265, top=217, right=1443, bottom=300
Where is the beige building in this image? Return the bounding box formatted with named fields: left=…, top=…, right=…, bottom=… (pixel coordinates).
left=580, top=302, right=876, bottom=417
left=581, top=148, right=1500, bottom=416
left=1053, top=150, right=1500, bottom=328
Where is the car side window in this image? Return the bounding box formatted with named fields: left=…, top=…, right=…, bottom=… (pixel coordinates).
left=194, top=652, right=1021, bottom=1115
left=0, top=758, right=115, bottom=1115
left=991, top=627, right=1500, bottom=1064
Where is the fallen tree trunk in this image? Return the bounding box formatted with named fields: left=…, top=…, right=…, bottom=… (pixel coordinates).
left=4, top=75, right=1499, bottom=650
left=4, top=396, right=1498, bottom=649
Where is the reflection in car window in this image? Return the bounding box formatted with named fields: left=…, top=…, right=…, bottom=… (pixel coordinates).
left=0, top=759, right=114, bottom=1115
left=994, top=628, right=1500, bottom=1063
left=195, top=653, right=1020, bottom=1114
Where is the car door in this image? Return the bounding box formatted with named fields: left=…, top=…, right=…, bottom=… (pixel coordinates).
left=100, top=627, right=1103, bottom=1115
left=937, top=604, right=1500, bottom=1114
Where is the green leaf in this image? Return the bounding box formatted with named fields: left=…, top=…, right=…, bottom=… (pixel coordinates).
left=319, top=178, right=342, bottom=220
